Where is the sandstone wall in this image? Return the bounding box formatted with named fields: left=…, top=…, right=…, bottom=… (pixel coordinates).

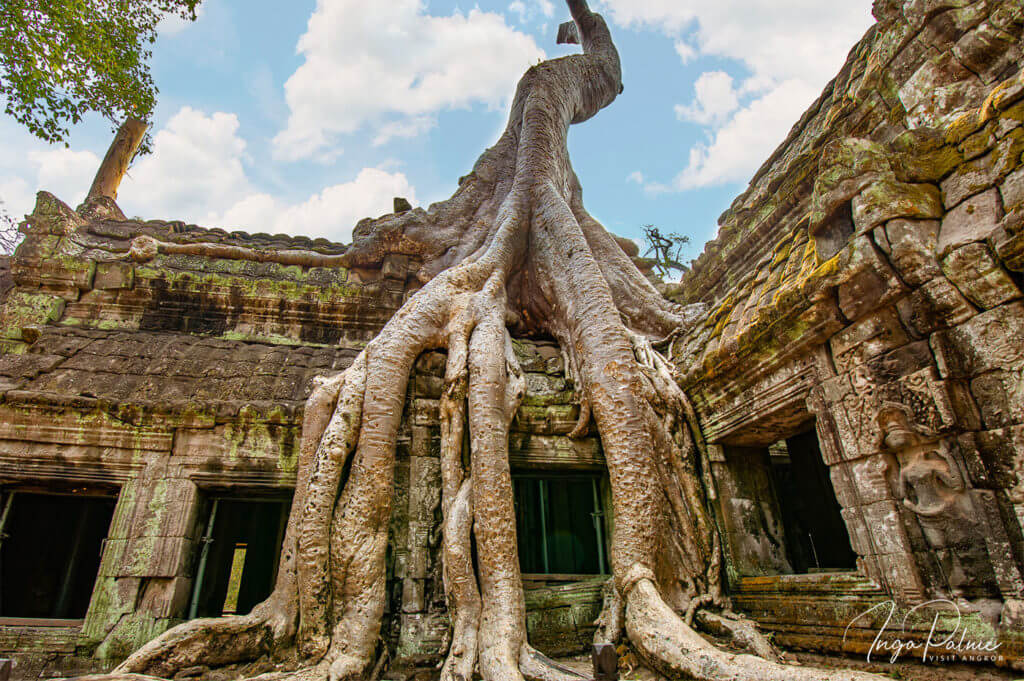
left=673, top=0, right=1024, bottom=663
left=0, top=194, right=608, bottom=677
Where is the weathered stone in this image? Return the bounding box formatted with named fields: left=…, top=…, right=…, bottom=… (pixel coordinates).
left=970, top=370, right=1023, bottom=429
left=990, top=216, right=1024, bottom=272
left=810, top=138, right=893, bottom=231
left=382, top=254, right=409, bottom=280
left=883, top=218, right=942, bottom=285
left=975, top=426, right=1024, bottom=498
left=941, top=129, right=1024, bottom=207
left=851, top=179, right=943, bottom=232
left=1000, top=166, right=1024, bottom=211
left=93, top=262, right=134, bottom=290
left=836, top=235, right=908, bottom=320
left=941, top=242, right=1022, bottom=308
left=829, top=307, right=909, bottom=374
left=937, top=187, right=1003, bottom=256
left=931, top=301, right=1024, bottom=377
left=890, top=128, right=964, bottom=182
left=953, top=21, right=1022, bottom=84
left=898, top=277, right=977, bottom=336
left=899, top=52, right=987, bottom=129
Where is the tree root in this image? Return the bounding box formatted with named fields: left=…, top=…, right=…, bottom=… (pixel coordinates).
left=694, top=610, right=782, bottom=663
left=626, top=579, right=883, bottom=681
left=82, top=4, right=893, bottom=681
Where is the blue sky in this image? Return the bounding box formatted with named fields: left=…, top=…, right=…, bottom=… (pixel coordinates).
left=0, top=0, right=876, bottom=267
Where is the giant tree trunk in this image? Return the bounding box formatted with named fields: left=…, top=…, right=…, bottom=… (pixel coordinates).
left=87, top=117, right=147, bottom=202
left=96, top=3, right=886, bottom=680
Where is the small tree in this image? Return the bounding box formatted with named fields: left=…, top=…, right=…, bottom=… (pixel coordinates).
left=0, top=202, right=20, bottom=255
left=0, top=0, right=200, bottom=146
left=642, top=224, right=690, bottom=278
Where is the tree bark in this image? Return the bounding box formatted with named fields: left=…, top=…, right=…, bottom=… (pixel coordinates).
left=105, top=3, right=889, bottom=681
left=87, top=117, right=147, bottom=201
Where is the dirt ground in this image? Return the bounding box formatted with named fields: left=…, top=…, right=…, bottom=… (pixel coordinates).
left=549, top=649, right=1023, bottom=681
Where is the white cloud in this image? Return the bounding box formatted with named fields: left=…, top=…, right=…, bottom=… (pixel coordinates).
left=672, top=79, right=819, bottom=189
left=216, top=168, right=417, bottom=240
left=122, top=107, right=249, bottom=219
left=510, top=0, right=555, bottom=23
left=113, top=107, right=414, bottom=243
left=159, top=3, right=206, bottom=35
left=627, top=171, right=645, bottom=184
left=372, top=116, right=436, bottom=147
left=28, top=148, right=101, bottom=207
left=0, top=106, right=414, bottom=244
left=673, top=41, right=696, bottom=65
left=597, top=0, right=875, bottom=190
left=273, top=0, right=545, bottom=161
left=0, top=177, right=34, bottom=221
left=0, top=137, right=99, bottom=219
left=674, top=71, right=739, bottom=126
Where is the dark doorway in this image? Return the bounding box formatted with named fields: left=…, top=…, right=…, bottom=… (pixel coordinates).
left=770, top=429, right=857, bottom=572
left=189, top=497, right=289, bottom=618
left=0, top=491, right=116, bottom=619
left=513, top=474, right=607, bottom=577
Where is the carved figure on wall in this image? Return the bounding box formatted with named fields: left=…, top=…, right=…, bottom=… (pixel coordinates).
left=877, top=404, right=994, bottom=599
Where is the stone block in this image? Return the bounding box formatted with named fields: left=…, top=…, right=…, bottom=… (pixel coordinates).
left=829, top=307, right=909, bottom=374
left=896, top=276, right=976, bottom=336
left=413, top=351, right=446, bottom=377
left=931, top=301, right=1024, bottom=377
left=851, top=180, right=943, bottom=232
left=873, top=551, right=928, bottom=599
left=1001, top=166, right=1024, bottom=212
left=954, top=21, right=1022, bottom=84
left=408, top=457, right=440, bottom=523
left=93, top=263, right=134, bottom=290
left=838, top=455, right=896, bottom=505
left=941, top=242, right=1022, bottom=308
left=401, top=578, right=425, bottom=613
left=859, top=341, right=937, bottom=385
left=991, top=218, right=1024, bottom=271
left=381, top=254, right=409, bottom=281
left=412, top=373, right=443, bottom=399
left=945, top=129, right=1024, bottom=207
left=860, top=500, right=910, bottom=556
left=970, top=370, right=1023, bottom=429
left=899, top=52, right=986, bottom=130
left=0, top=291, right=65, bottom=340
left=883, top=218, right=941, bottom=285
left=836, top=236, right=908, bottom=321
left=975, top=426, right=1024, bottom=498
left=840, top=507, right=873, bottom=556
left=938, top=187, right=1003, bottom=257
left=395, top=613, right=448, bottom=663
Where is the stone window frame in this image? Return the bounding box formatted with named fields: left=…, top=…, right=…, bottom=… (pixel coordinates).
left=0, top=481, right=120, bottom=629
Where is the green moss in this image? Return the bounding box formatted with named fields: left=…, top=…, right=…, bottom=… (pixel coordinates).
left=0, top=290, right=65, bottom=339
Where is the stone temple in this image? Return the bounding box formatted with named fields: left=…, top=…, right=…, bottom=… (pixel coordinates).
left=2, top=0, right=1024, bottom=678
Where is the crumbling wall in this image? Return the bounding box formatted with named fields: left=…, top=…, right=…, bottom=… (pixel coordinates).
left=0, top=194, right=608, bottom=678
left=673, top=0, right=1024, bottom=663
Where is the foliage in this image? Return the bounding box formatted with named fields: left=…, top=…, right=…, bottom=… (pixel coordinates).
left=642, top=224, right=690, bottom=278
left=0, top=0, right=200, bottom=146
left=0, top=201, right=20, bottom=255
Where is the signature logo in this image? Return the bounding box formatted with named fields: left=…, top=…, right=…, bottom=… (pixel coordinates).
left=843, top=599, right=1003, bottom=664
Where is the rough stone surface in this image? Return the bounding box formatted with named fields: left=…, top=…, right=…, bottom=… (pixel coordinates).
left=5, top=0, right=1024, bottom=679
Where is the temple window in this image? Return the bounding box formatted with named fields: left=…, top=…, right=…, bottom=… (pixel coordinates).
left=715, top=424, right=855, bottom=577
left=769, top=429, right=856, bottom=573
left=513, top=473, right=609, bottom=583
left=0, top=489, right=116, bottom=621
left=188, top=496, right=290, bottom=618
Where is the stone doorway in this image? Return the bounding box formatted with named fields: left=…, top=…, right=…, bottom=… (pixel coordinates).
left=188, top=496, right=290, bottom=619
left=0, top=490, right=116, bottom=621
